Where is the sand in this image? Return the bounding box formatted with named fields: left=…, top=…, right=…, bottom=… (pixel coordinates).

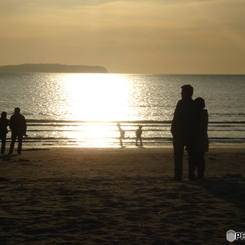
left=0, top=146, right=245, bottom=244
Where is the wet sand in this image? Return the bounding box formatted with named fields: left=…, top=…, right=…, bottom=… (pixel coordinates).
left=0, top=147, right=245, bottom=244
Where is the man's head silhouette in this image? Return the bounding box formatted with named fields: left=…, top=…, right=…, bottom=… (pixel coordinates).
left=181, top=85, right=193, bottom=99
left=14, top=107, right=21, bottom=114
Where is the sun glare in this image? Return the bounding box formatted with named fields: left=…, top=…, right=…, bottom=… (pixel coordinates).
left=59, top=74, right=132, bottom=146
left=61, top=74, right=131, bottom=121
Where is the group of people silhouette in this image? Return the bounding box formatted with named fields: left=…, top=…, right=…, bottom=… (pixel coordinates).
left=117, top=123, right=143, bottom=147
left=0, top=107, right=27, bottom=155
left=171, top=85, right=209, bottom=181
left=117, top=84, right=208, bottom=180
left=2, top=88, right=207, bottom=180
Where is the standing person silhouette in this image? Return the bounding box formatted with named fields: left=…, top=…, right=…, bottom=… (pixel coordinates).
left=0, top=112, right=9, bottom=154
left=194, top=97, right=209, bottom=180
left=8, top=108, right=27, bottom=155
left=117, top=123, right=125, bottom=147
left=135, top=125, right=143, bottom=147
left=171, top=85, right=197, bottom=181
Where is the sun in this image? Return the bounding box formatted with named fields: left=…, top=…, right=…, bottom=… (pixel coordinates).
left=57, top=74, right=132, bottom=146
left=60, top=73, right=131, bottom=121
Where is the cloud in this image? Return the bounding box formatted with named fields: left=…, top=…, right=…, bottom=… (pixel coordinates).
left=0, top=0, right=132, bottom=13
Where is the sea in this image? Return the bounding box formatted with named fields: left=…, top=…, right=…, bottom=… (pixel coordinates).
left=0, top=73, right=244, bottom=148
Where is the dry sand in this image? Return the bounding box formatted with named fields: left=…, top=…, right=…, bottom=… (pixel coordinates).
left=0, top=146, right=245, bottom=244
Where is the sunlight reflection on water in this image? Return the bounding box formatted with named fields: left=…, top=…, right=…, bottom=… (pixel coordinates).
left=0, top=73, right=244, bottom=147
left=54, top=74, right=136, bottom=145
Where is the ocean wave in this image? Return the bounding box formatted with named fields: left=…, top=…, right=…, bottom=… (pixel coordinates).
left=26, top=119, right=245, bottom=124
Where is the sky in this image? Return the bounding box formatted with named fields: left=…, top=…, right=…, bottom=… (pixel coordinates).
left=1, top=0, right=245, bottom=74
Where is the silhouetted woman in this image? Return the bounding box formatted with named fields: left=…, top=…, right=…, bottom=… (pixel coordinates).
left=194, top=98, right=209, bottom=180
left=0, top=112, right=9, bottom=154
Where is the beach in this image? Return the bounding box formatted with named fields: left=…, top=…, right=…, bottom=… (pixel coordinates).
left=0, top=146, right=245, bottom=244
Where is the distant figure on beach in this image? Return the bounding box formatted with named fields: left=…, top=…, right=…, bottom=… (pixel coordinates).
left=135, top=125, right=143, bottom=147
left=171, top=85, right=197, bottom=181
left=194, top=97, right=209, bottom=180
left=0, top=112, right=9, bottom=154
left=117, top=123, right=125, bottom=147
left=9, top=108, right=27, bottom=155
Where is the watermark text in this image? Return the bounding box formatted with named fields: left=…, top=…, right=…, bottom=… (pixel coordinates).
left=227, top=230, right=245, bottom=242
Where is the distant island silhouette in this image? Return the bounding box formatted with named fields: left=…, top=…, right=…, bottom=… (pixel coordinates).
left=0, top=64, right=107, bottom=73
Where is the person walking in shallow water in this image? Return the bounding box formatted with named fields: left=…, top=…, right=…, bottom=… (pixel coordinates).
left=9, top=108, right=27, bottom=155
left=135, top=125, right=143, bottom=147
left=0, top=112, right=9, bottom=154
left=171, top=85, right=197, bottom=181
left=117, top=123, right=125, bottom=147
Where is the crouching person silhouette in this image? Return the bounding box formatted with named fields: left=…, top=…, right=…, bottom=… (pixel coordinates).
left=8, top=108, right=27, bottom=155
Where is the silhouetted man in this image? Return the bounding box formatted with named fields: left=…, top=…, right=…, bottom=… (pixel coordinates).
left=9, top=108, right=27, bottom=155
left=171, top=85, right=196, bottom=181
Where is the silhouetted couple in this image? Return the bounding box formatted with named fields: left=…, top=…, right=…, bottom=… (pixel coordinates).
left=0, top=108, right=27, bottom=155
left=171, top=85, right=208, bottom=181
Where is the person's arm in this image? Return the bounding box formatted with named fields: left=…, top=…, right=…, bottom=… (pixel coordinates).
left=171, top=101, right=181, bottom=136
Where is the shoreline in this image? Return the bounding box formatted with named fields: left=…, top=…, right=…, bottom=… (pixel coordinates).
left=19, top=141, right=245, bottom=150
left=23, top=119, right=245, bottom=149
